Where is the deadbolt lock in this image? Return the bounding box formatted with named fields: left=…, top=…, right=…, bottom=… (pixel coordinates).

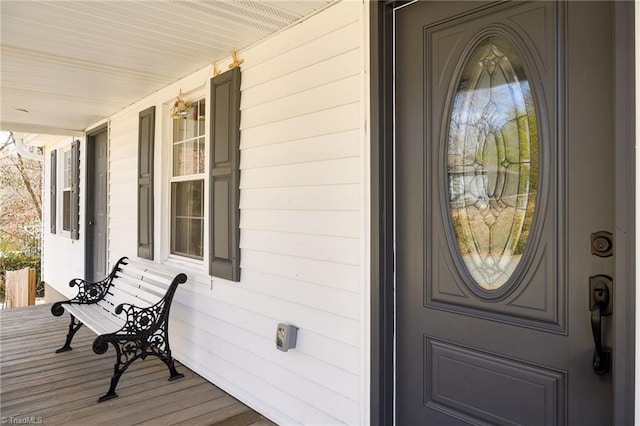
left=591, top=231, right=613, bottom=257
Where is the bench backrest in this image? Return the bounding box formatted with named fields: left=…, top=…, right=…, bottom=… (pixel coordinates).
left=95, top=260, right=180, bottom=319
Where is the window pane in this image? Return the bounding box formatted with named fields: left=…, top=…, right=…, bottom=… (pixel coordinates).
left=171, top=180, right=204, bottom=259
left=173, top=140, right=205, bottom=177
left=447, top=36, right=538, bottom=290
left=185, top=104, right=198, bottom=140
left=198, top=99, right=206, bottom=136
left=173, top=218, right=203, bottom=258
left=173, top=143, right=181, bottom=176
left=198, top=137, right=205, bottom=174
left=173, top=117, right=184, bottom=142
left=183, top=140, right=196, bottom=176
left=63, top=190, right=71, bottom=231
left=173, top=115, right=196, bottom=142
left=63, top=150, right=72, bottom=188
left=174, top=180, right=203, bottom=217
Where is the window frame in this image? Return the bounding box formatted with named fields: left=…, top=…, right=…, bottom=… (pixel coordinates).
left=166, top=90, right=208, bottom=265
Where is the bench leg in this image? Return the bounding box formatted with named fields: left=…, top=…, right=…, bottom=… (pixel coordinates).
left=97, top=354, right=184, bottom=402
left=56, top=314, right=82, bottom=353
left=164, top=356, right=185, bottom=381
left=98, top=364, right=124, bottom=403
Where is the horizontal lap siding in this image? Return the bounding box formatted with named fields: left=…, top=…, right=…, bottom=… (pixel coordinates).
left=100, top=2, right=364, bottom=424
left=240, top=184, right=361, bottom=211
left=240, top=129, right=360, bottom=169
left=241, top=103, right=359, bottom=148
left=230, top=2, right=363, bottom=423
left=109, top=112, right=139, bottom=259
left=42, top=227, right=85, bottom=299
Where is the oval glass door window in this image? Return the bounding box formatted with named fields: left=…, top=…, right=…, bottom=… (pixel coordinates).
left=447, top=35, right=538, bottom=291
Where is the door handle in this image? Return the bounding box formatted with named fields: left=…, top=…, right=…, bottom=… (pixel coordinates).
left=590, top=275, right=613, bottom=375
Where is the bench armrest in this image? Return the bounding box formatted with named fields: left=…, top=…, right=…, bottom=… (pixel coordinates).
left=92, top=302, right=164, bottom=356
left=92, top=272, right=187, bottom=356
left=111, top=272, right=187, bottom=336
left=52, top=257, right=129, bottom=316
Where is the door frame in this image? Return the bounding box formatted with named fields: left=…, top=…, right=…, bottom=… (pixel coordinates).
left=369, top=1, right=636, bottom=424
left=85, top=123, right=109, bottom=282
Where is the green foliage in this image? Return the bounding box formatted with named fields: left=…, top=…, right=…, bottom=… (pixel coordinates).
left=0, top=251, right=42, bottom=303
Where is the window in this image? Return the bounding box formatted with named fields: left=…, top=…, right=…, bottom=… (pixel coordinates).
left=170, top=98, right=206, bottom=259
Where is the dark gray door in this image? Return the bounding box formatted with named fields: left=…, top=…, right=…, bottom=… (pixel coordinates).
left=86, top=127, right=108, bottom=282
left=396, top=2, right=614, bottom=424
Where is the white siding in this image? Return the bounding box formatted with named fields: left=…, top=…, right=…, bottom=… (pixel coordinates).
left=108, top=109, right=145, bottom=259
left=191, top=3, right=364, bottom=423
left=43, top=1, right=367, bottom=424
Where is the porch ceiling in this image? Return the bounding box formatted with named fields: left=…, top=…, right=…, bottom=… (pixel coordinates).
left=0, top=0, right=332, bottom=136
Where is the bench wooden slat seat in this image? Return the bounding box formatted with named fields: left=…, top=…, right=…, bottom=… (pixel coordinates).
left=51, top=256, right=187, bottom=402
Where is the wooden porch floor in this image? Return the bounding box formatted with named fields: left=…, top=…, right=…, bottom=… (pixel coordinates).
left=0, top=304, right=275, bottom=426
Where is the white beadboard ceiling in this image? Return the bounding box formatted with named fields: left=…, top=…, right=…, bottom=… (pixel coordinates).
left=0, top=0, right=333, bottom=137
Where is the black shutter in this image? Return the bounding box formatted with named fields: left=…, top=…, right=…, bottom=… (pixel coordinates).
left=138, top=106, right=156, bottom=260
left=50, top=150, right=57, bottom=234
left=70, top=140, right=80, bottom=240
left=210, top=68, right=241, bottom=281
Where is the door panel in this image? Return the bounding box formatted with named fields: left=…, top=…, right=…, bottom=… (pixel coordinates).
left=425, top=338, right=565, bottom=425
left=395, top=1, right=613, bottom=424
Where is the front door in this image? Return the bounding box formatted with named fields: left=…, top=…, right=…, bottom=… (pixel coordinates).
left=396, top=1, right=614, bottom=424
left=85, top=127, right=108, bottom=282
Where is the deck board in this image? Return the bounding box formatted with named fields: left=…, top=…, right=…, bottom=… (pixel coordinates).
left=0, top=304, right=277, bottom=426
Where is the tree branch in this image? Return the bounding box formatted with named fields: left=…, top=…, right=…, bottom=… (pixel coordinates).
left=13, top=152, right=42, bottom=219
left=0, top=132, right=14, bottom=153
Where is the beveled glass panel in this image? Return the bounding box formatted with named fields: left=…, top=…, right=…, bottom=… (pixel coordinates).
left=447, top=36, right=538, bottom=290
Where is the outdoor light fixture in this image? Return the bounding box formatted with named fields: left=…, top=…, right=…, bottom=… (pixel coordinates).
left=171, top=90, right=191, bottom=119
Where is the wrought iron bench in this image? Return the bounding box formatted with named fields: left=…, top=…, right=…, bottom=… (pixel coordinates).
left=51, top=256, right=187, bottom=402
